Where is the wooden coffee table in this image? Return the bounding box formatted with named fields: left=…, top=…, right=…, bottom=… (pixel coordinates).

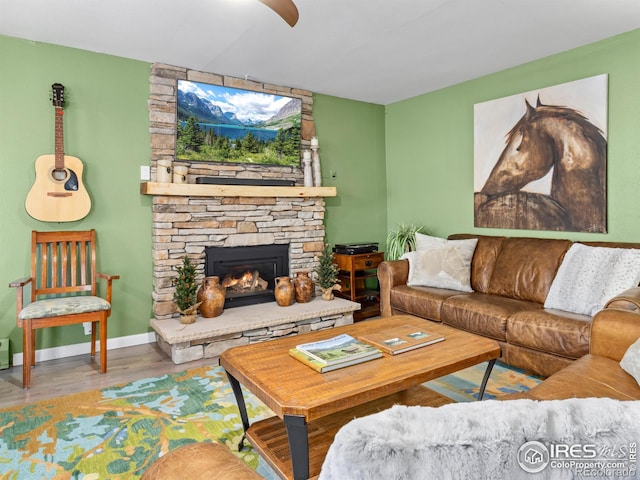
left=220, top=315, right=500, bottom=480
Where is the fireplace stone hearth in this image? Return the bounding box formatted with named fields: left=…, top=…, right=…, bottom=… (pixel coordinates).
left=152, top=297, right=360, bottom=364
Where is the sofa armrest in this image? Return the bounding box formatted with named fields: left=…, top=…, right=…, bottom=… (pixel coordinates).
left=590, top=308, right=640, bottom=361
left=604, top=286, right=640, bottom=313
left=377, top=260, right=409, bottom=317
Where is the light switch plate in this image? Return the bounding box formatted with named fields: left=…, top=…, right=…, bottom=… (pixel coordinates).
left=140, top=165, right=151, bottom=181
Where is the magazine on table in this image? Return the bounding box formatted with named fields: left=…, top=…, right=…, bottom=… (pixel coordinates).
left=288, top=347, right=381, bottom=373
left=294, top=333, right=381, bottom=366
left=358, top=324, right=445, bottom=355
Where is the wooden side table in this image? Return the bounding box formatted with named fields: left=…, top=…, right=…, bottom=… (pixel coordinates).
left=333, top=251, right=384, bottom=321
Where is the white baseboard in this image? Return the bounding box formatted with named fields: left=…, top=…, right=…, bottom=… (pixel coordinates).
left=12, top=331, right=157, bottom=366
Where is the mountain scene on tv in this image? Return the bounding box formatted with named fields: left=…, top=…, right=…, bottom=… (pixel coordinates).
left=176, top=80, right=302, bottom=166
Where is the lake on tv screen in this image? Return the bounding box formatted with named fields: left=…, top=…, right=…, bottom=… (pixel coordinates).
left=202, top=123, right=278, bottom=142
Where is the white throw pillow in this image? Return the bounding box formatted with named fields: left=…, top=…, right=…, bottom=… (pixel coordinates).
left=544, top=244, right=640, bottom=316
left=415, top=232, right=447, bottom=251
left=401, top=238, right=477, bottom=292
left=621, top=338, right=640, bottom=387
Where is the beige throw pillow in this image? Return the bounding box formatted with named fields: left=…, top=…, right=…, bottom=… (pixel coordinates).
left=401, top=238, right=477, bottom=292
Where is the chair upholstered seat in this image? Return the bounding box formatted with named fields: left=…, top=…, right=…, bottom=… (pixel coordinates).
left=19, top=296, right=111, bottom=320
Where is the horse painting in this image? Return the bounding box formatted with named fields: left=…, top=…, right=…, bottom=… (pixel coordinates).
left=475, top=97, right=607, bottom=232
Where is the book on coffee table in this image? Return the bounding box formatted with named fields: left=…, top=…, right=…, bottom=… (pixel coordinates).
left=290, top=333, right=382, bottom=372
left=358, top=324, right=445, bottom=355
left=289, top=347, right=380, bottom=373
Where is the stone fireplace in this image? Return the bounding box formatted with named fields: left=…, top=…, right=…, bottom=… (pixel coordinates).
left=147, top=63, right=329, bottom=320
left=145, top=64, right=360, bottom=364
left=150, top=194, right=327, bottom=320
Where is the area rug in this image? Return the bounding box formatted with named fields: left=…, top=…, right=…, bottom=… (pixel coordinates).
left=0, top=365, right=272, bottom=479
left=426, top=360, right=543, bottom=402
left=0, top=361, right=541, bottom=479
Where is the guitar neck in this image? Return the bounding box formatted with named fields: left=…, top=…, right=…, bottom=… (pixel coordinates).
left=55, top=107, right=64, bottom=170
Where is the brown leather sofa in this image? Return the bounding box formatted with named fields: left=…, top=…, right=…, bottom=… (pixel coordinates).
left=378, top=234, right=640, bottom=377
left=512, top=307, right=640, bottom=400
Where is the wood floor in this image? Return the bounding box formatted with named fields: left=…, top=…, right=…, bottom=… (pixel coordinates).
left=0, top=343, right=217, bottom=409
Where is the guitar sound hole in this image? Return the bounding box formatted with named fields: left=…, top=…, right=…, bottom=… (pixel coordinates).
left=52, top=168, right=68, bottom=181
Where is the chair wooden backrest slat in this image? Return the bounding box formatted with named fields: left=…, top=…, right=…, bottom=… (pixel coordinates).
left=59, top=241, right=66, bottom=288
left=31, top=230, right=97, bottom=300
left=36, top=239, right=46, bottom=291
left=71, top=240, right=77, bottom=287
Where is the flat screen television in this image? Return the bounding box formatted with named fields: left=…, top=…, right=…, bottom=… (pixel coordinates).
left=176, top=79, right=302, bottom=167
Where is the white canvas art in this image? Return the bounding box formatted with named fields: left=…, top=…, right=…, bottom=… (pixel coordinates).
left=474, top=74, right=608, bottom=232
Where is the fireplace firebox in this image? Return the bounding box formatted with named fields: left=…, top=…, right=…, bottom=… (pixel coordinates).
left=204, top=244, right=289, bottom=308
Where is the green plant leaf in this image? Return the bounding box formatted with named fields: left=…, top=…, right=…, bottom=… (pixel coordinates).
left=386, top=223, right=427, bottom=260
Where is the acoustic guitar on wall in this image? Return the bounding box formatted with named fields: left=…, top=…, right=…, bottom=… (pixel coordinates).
left=25, top=83, right=91, bottom=222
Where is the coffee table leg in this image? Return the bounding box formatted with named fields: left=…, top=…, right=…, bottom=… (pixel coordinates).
left=284, top=414, right=309, bottom=480
left=225, top=371, right=250, bottom=451
left=478, top=358, right=496, bottom=400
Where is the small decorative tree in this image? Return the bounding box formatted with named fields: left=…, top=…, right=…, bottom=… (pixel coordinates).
left=313, top=243, right=341, bottom=300
left=173, top=256, right=200, bottom=323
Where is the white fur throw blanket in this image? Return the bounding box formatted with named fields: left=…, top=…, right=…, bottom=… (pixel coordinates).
left=319, top=398, right=640, bottom=480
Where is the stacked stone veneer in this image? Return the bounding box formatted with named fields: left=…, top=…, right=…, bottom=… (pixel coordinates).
left=148, top=63, right=327, bottom=321
left=152, top=298, right=359, bottom=364
left=152, top=195, right=326, bottom=319
left=156, top=314, right=354, bottom=364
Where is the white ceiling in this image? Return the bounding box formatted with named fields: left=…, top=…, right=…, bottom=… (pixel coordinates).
left=2, top=0, right=639, bottom=105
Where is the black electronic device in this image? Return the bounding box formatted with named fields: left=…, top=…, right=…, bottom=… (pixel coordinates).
left=333, top=242, right=379, bottom=255
left=195, top=177, right=295, bottom=187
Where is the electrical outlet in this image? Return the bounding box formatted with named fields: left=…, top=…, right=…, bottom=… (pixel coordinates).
left=83, top=322, right=92, bottom=335
left=140, top=165, right=151, bottom=181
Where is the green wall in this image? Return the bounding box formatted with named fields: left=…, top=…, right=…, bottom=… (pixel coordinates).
left=314, top=95, right=387, bottom=246
left=0, top=36, right=153, bottom=355
left=0, top=35, right=387, bottom=357
left=385, top=29, right=640, bottom=242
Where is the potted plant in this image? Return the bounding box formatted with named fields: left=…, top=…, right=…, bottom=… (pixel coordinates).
left=386, top=223, right=427, bottom=260
left=313, top=243, right=341, bottom=300
left=173, top=256, right=201, bottom=324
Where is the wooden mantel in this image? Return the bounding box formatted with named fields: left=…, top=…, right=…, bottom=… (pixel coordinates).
left=140, top=182, right=337, bottom=198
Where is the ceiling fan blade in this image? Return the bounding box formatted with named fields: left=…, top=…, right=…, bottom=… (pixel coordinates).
left=258, top=0, right=299, bottom=27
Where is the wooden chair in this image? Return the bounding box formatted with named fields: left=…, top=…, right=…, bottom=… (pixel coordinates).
left=9, top=230, right=119, bottom=388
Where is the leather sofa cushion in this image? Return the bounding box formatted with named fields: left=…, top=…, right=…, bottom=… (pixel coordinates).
left=521, top=354, right=640, bottom=401
left=441, top=293, right=541, bottom=342
left=389, top=285, right=456, bottom=321
left=487, top=237, right=571, bottom=304
left=506, top=309, right=591, bottom=359
left=449, top=234, right=504, bottom=294
left=501, top=343, right=574, bottom=378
